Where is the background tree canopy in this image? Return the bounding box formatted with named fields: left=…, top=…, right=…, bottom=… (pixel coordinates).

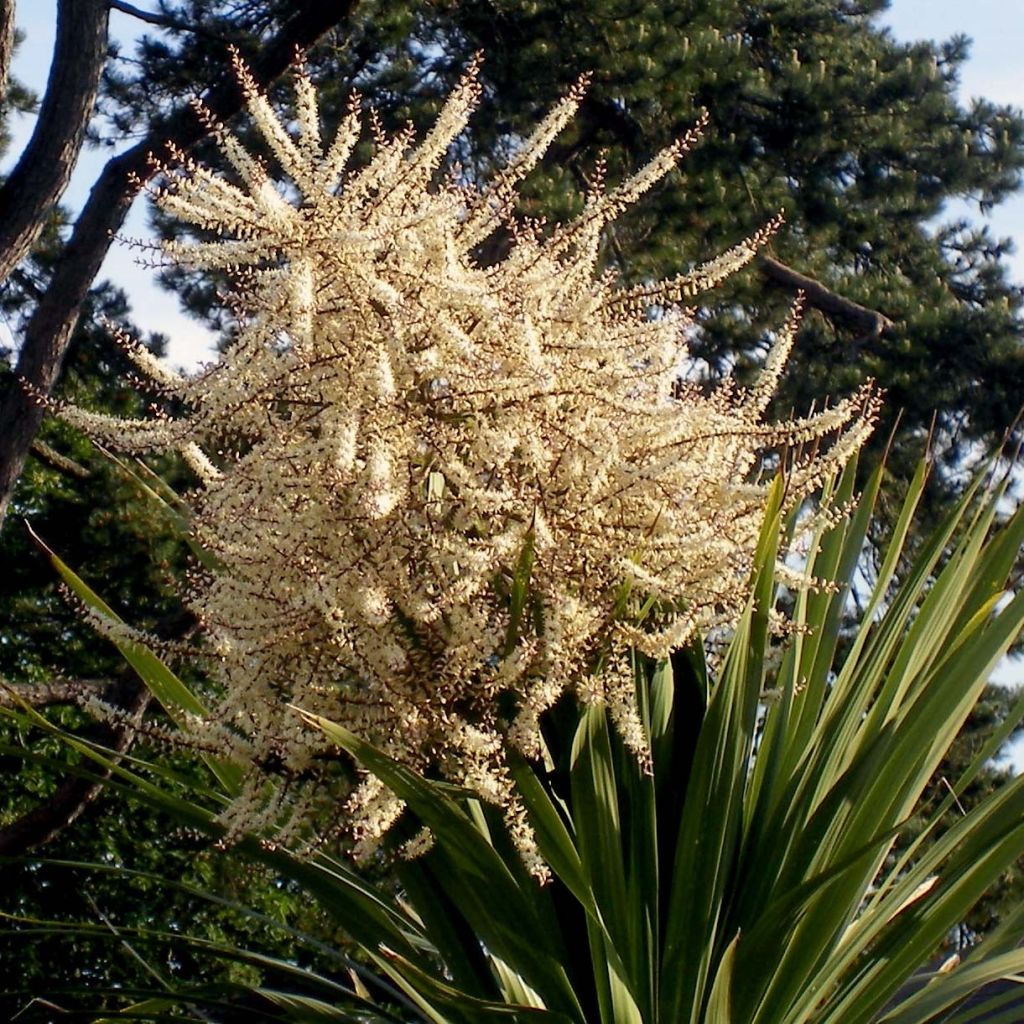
left=0, top=0, right=1022, bottom=1015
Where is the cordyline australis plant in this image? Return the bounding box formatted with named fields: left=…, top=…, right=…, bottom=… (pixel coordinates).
left=53, top=56, right=879, bottom=868
left=10, top=57, right=1024, bottom=1024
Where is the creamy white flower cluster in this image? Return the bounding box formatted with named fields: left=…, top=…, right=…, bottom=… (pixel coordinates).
left=67, top=56, right=877, bottom=869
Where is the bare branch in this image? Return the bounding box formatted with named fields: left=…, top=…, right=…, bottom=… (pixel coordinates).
left=758, top=254, right=894, bottom=339
left=0, top=0, right=14, bottom=108
left=109, top=0, right=184, bottom=28
left=29, top=439, right=91, bottom=479
left=0, top=677, right=110, bottom=708
left=0, top=0, right=359, bottom=531
left=0, top=674, right=149, bottom=857
left=0, top=0, right=109, bottom=287
left=109, top=0, right=227, bottom=41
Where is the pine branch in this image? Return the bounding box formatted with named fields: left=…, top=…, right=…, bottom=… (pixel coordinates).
left=109, top=0, right=169, bottom=28
left=758, top=254, right=894, bottom=339
left=8, top=265, right=45, bottom=301
left=109, top=0, right=228, bottom=41
left=573, top=95, right=895, bottom=339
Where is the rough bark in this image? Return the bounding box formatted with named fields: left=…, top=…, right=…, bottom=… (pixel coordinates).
left=0, top=0, right=14, bottom=109
left=0, top=0, right=359, bottom=531
left=0, top=0, right=109, bottom=287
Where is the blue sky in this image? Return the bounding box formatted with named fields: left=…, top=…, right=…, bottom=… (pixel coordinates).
left=3, top=0, right=1023, bottom=367
left=883, top=0, right=1024, bottom=283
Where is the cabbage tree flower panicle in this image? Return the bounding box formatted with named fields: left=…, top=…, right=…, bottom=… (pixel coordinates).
left=66, top=53, right=878, bottom=869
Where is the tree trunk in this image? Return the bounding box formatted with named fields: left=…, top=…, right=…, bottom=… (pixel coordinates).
left=0, top=0, right=14, bottom=108
left=0, top=1, right=359, bottom=531
left=0, top=0, right=109, bottom=287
